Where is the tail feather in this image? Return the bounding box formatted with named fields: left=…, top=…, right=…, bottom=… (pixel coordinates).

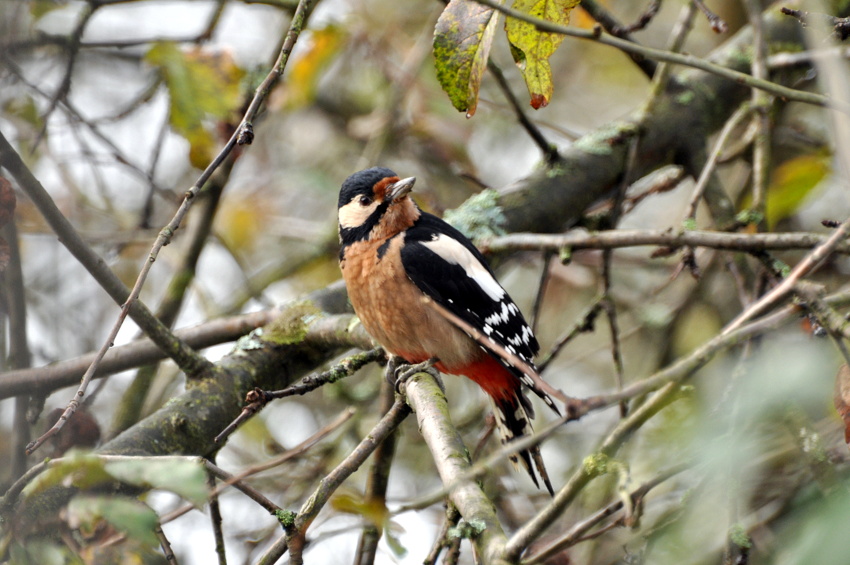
left=491, top=394, right=554, bottom=496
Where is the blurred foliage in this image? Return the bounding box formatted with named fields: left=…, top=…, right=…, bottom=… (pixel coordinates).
left=285, top=25, right=346, bottom=109
left=0, top=0, right=849, bottom=564
left=145, top=43, right=246, bottom=167
left=66, top=495, right=160, bottom=547
left=765, top=153, right=830, bottom=229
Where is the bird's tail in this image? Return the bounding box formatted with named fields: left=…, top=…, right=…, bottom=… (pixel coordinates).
left=490, top=393, right=554, bottom=496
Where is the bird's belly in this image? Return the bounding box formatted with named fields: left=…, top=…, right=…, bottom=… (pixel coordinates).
left=343, top=248, right=480, bottom=368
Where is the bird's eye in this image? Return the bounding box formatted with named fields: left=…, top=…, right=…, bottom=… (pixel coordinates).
left=359, top=195, right=373, bottom=206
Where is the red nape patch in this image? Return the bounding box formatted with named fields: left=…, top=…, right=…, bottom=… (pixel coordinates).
left=373, top=176, right=399, bottom=200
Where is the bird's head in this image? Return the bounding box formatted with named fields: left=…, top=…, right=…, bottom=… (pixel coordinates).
left=337, top=167, right=419, bottom=245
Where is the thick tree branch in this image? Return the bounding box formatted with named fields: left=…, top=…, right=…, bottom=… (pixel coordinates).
left=403, top=371, right=510, bottom=565
left=283, top=396, right=410, bottom=565
left=0, top=131, right=210, bottom=376
left=491, top=1, right=839, bottom=234
left=0, top=308, right=280, bottom=400
left=11, top=298, right=373, bottom=527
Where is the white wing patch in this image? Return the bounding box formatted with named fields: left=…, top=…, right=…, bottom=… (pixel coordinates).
left=422, top=234, right=506, bottom=301
left=485, top=302, right=518, bottom=326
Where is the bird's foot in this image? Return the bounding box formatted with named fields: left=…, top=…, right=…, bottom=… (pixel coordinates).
left=393, top=357, right=441, bottom=395
left=384, top=355, right=405, bottom=387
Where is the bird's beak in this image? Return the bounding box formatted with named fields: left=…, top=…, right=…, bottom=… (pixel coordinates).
left=388, top=177, right=416, bottom=201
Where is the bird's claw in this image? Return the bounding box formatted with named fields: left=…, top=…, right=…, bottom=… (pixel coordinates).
left=393, top=358, right=440, bottom=395
left=384, top=355, right=403, bottom=387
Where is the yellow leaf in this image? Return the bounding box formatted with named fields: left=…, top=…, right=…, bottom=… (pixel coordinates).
left=146, top=43, right=245, bottom=168
left=505, top=0, right=579, bottom=109
left=331, top=490, right=388, bottom=526
left=286, top=26, right=345, bottom=108
left=765, top=154, right=830, bottom=229
left=433, top=0, right=503, bottom=116
left=216, top=197, right=269, bottom=251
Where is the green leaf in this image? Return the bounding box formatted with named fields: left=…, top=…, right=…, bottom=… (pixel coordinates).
left=30, top=1, right=65, bottom=20
left=383, top=519, right=408, bottom=557
left=331, top=490, right=388, bottom=526
left=766, top=154, right=830, bottom=229
left=104, top=457, right=208, bottom=507
left=145, top=42, right=245, bottom=168
left=3, top=95, right=42, bottom=129
left=433, top=0, right=503, bottom=116
left=21, top=452, right=113, bottom=501
left=735, top=208, right=764, bottom=226
left=8, top=540, right=69, bottom=565
left=67, top=495, right=159, bottom=547
left=505, top=0, right=579, bottom=109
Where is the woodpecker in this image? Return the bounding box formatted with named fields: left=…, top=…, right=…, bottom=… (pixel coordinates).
left=338, top=167, right=559, bottom=494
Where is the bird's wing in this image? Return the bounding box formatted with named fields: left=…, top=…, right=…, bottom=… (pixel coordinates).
left=400, top=213, right=540, bottom=369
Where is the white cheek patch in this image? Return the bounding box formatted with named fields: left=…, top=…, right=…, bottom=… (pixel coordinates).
left=338, top=196, right=380, bottom=229
left=422, top=234, right=505, bottom=301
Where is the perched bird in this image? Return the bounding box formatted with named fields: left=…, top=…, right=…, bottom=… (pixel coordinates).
left=337, top=167, right=560, bottom=494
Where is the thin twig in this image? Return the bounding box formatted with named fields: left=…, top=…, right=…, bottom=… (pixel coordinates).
left=768, top=46, right=850, bottom=69
left=597, top=134, right=642, bottom=418
left=112, top=179, right=227, bottom=438
left=215, top=348, right=383, bottom=443
left=155, top=524, right=178, bottom=565
left=481, top=229, right=850, bottom=255
left=691, top=0, right=728, bottom=33
left=159, top=409, right=355, bottom=527
left=538, top=296, right=604, bottom=372
left=530, top=252, right=553, bottom=334
left=781, top=8, right=850, bottom=41
left=32, top=2, right=95, bottom=151
left=722, top=217, right=850, bottom=335
left=423, top=504, right=461, bottom=565
left=353, top=382, right=399, bottom=565
left=3, top=221, right=32, bottom=480
left=207, top=466, right=227, bottom=565
left=523, top=461, right=693, bottom=564
left=285, top=397, right=412, bottom=565
left=745, top=0, right=772, bottom=221
left=487, top=61, right=559, bottom=163
left=613, top=0, right=662, bottom=35
left=683, top=103, right=752, bottom=221
left=643, top=1, right=696, bottom=108
left=579, top=0, right=657, bottom=77
left=472, top=0, right=845, bottom=112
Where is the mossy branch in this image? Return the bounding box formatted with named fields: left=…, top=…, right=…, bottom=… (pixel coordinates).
left=11, top=299, right=374, bottom=528
left=403, top=371, right=510, bottom=565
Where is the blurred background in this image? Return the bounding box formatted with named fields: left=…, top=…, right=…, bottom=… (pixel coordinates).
left=2, top=0, right=850, bottom=564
